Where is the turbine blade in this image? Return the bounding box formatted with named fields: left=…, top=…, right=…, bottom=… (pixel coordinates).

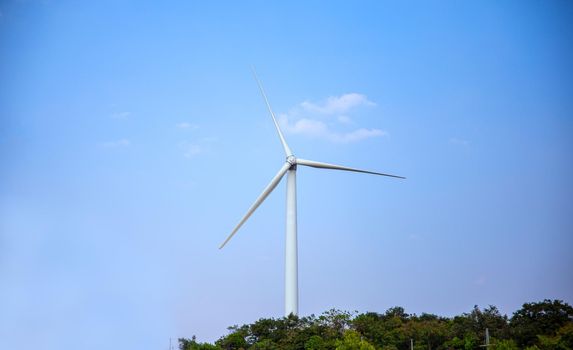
left=251, top=66, right=293, bottom=156
left=219, top=162, right=292, bottom=249
left=296, top=158, right=405, bottom=179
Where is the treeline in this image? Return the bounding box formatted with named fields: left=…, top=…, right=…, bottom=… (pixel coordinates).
left=180, top=299, right=573, bottom=350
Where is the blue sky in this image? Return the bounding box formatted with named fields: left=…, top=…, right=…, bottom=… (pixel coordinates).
left=1, top=1, right=572, bottom=349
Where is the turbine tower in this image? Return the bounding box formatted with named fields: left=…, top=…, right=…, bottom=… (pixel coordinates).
left=219, top=70, right=405, bottom=316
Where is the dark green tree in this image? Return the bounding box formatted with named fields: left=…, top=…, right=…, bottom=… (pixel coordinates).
left=216, top=325, right=249, bottom=350
left=179, top=336, right=220, bottom=350
left=510, top=299, right=573, bottom=348
left=449, top=305, right=510, bottom=349
left=178, top=299, right=573, bottom=350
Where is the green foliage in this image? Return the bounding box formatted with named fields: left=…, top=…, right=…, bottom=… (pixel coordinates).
left=558, top=323, right=573, bottom=349
left=536, top=322, right=573, bottom=350
left=305, top=335, right=327, bottom=350
left=492, top=339, right=518, bottom=350
left=450, top=305, right=510, bottom=346
left=216, top=326, right=249, bottom=350
left=250, top=339, right=279, bottom=350
left=510, top=299, right=573, bottom=348
left=179, top=336, right=220, bottom=350
left=335, top=330, right=375, bottom=350
left=443, top=336, right=464, bottom=349
left=180, top=300, right=573, bottom=350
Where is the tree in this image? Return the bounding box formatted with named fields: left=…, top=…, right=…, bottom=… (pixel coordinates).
left=177, top=299, right=573, bottom=350
left=510, top=300, right=573, bottom=348
left=305, top=335, right=327, bottom=350
left=414, top=317, right=448, bottom=350
left=351, top=307, right=411, bottom=350
left=491, top=339, right=518, bottom=350
left=536, top=322, right=573, bottom=350
left=352, top=312, right=384, bottom=347
left=450, top=305, right=510, bottom=345
left=216, top=326, right=249, bottom=350
left=335, top=330, right=376, bottom=350
left=179, top=336, right=220, bottom=350
left=250, top=339, right=279, bottom=350
left=319, top=309, right=354, bottom=338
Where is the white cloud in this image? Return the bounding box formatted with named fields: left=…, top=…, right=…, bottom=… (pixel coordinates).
left=176, top=122, right=198, bottom=130
left=184, top=145, right=202, bottom=158
left=301, top=93, right=375, bottom=115
left=110, top=111, right=131, bottom=120
left=179, top=136, right=216, bottom=159
left=449, top=137, right=470, bottom=146
left=280, top=115, right=386, bottom=144
left=281, top=117, right=328, bottom=137
left=180, top=141, right=203, bottom=158
left=101, top=139, right=130, bottom=148
left=277, top=92, right=386, bottom=144
left=200, top=136, right=218, bottom=143
left=332, top=128, right=387, bottom=143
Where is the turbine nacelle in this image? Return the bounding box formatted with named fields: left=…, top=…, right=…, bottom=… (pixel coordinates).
left=286, top=155, right=297, bottom=167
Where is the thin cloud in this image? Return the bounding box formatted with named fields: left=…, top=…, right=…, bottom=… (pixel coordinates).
left=337, top=115, right=353, bottom=124
left=176, top=122, right=199, bottom=130
left=282, top=117, right=328, bottom=137
left=179, top=136, right=216, bottom=159
left=280, top=116, right=386, bottom=144
left=278, top=93, right=386, bottom=144
left=184, top=145, right=202, bottom=158
left=101, top=139, right=130, bottom=148
left=334, top=128, right=387, bottom=143
left=200, top=136, right=218, bottom=143
left=110, top=111, right=131, bottom=120
left=301, top=93, right=375, bottom=115
left=450, top=137, right=470, bottom=147
left=180, top=141, right=203, bottom=158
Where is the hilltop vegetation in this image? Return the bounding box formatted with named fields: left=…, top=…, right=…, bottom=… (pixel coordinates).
left=180, top=299, right=573, bottom=350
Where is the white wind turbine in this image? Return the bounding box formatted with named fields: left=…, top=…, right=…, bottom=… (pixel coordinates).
left=219, top=70, right=405, bottom=317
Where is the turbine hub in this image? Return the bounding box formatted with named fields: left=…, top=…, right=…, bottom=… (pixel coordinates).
left=286, top=155, right=297, bottom=166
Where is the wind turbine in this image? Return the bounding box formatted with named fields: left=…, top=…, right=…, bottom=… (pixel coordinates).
left=219, top=70, right=405, bottom=316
